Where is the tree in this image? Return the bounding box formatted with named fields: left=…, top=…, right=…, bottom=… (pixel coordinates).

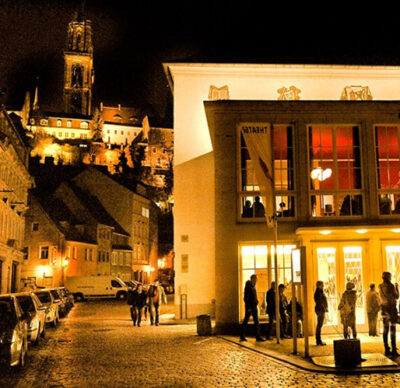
left=90, top=107, right=103, bottom=141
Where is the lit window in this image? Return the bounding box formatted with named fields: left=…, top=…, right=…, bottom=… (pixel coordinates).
left=376, top=126, right=400, bottom=215
left=40, top=246, right=49, bottom=259
left=71, top=133, right=75, bottom=138
left=67, top=120, right=71, bottom=128
left=57, top=120, right=62, bottom=127
left=58, top=132, right=63, bottom=137
left=239, top=125, right=295, bottom=220
left=309, top=125, right=362, bottom=217
left=40, top=119, right=48, bottom=126
left=80, top=121, right=88, bottom=129
left=121, top=131, right=124, bottom=135
left=65, top=133, right=69, bottom=138
left=115, top=130, right=117, bottom=134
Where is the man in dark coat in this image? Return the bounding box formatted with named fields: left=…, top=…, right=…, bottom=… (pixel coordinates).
left=240, top=274, right=266, bottom=342
left=265, top=281, right=275, bottom=339
left=379, top=272, right=399, bottom=357
left=314, top=280, right=328, bottom=346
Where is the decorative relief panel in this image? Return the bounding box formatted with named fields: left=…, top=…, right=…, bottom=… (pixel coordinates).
left=208, top=85, right=230, bottom=100
left=341, top=85, right=373, bottom=101
left=277, top=86, right=301, bottom=100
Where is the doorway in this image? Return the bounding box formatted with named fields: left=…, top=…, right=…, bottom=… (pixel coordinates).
left=314, top=242, right=367, bottom=333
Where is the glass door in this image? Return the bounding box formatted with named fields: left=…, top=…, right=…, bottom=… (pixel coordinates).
left=315, top=242, right=367, bottom=333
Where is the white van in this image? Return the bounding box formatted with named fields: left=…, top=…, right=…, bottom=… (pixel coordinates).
left=65, top=276, right=128, bottom=301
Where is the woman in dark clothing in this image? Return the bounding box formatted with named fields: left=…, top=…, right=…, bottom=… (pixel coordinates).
left=132, top=284, right=148, bottom=327
left=338, top=282, right=357, bottom=339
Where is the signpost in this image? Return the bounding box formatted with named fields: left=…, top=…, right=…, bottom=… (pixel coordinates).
left=291, top=247, right=308, bottom=357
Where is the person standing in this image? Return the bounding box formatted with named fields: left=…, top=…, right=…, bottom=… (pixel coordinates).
left=278, top=284, right=290, bottom=338
left=253, top=196, right=265, bottom=218
left=240, top=274, right=266, bottom=342
left=338, top=282, right=357, bottom=339
left=314, top=280, right=328, bottom=346
left=366, top=283, right=381, bottom=336
left=265, top=281, right=275, bottom=340
left=379, top=272, right=399, bottom=357
left=148, top=280, right=167, bottom=326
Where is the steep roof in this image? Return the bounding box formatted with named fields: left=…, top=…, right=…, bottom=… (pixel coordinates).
left=66, top=181, right=130, bottom=236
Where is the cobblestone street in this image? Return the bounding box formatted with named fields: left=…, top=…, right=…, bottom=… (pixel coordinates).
left=2, top=300, right=400, bottom=387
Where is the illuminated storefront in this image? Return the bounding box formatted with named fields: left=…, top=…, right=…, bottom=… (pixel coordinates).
left=205, top=100, right=400, bottom=333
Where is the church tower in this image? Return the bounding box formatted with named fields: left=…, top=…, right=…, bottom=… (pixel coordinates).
left=63, top=9, right=94, bottom=116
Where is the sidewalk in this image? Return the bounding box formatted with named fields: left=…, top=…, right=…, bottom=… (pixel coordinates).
left=220, top=333, right=400, bottom=374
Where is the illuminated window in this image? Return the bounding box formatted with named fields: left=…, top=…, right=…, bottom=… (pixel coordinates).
left=71, top=133, right=75, bottom=138
left=309, top=125, right=362, bottom=217
left=80, top=121, right=88, bottom=129
left=58, top=132, right=62, bottom=137
left=375, top=126, right=400, bottom=215
left=240, top=244, right=295, bottom=318
left=67, top=120, right=71, bottom=128
left=40, top=119, right=48, bottom=126
left=239, top=125, right=295, bottom=220
left=57, top=120, right=62, bottom=127
left=65, top=132, right=69, bottom=138
left=39, top=246, right=49, bottom=259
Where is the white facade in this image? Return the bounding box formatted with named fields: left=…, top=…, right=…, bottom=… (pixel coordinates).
left=102, top=123, right=141, bottom=146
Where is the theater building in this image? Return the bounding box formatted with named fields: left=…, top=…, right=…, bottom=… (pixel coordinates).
left=164, top=63, right=400, bottom=333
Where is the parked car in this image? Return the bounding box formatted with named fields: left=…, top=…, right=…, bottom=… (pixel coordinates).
left=65, top=276, right=128, bottom=301
left=47, top=288, right=68, bottom=318
left=0, top=295, right=28, bottom=368
left=124, top=280, right=138, bottom=289
left=33, top=290, right=59, bottom=327
left=58, top=287, right=74, bottom=310
left=15, top=292, right=46, bottom=346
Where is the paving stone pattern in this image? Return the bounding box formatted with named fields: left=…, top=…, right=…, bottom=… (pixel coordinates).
left=2, top=300, right=400, bottom=387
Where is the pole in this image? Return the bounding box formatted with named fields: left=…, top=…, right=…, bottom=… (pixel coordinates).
left=291, top=268, right=297, bottom=354
left=302, top=247, right=309, bottom=358
left=274, top=215, right=280, bottom=343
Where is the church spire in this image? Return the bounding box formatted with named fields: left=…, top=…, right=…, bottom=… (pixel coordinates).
left=63, top=9, right=94, bottom=116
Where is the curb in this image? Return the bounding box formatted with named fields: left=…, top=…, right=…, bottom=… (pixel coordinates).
left=219, top=336, right=400, bottom=375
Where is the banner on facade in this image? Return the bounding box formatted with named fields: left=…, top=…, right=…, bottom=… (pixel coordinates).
left=239, top=122, right=274, bottom=228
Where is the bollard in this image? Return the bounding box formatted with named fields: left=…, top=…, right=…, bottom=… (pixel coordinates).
left=197, top=314, right=212, bottom=336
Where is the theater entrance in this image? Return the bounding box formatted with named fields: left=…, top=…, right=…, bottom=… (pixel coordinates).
left=314, top=242, right=368, bottom=334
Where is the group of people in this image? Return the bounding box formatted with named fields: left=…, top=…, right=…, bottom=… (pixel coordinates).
left=315, top=271, right=400, bottom=357
left=127, top=280, right=167, bottom=327
left=240, top=272, right=400, bottom=358
left=242, top=196, right=265, bottom=218
left=240, top=275, right=303, bottom=342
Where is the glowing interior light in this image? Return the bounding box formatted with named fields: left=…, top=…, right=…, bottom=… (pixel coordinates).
left=311, top=167, right=332, bottom=181
left=319, top=230, right=331, bottom=235
left=356, top=229, right=367, bottom=234
left=391, top=228, right=400, bottom=233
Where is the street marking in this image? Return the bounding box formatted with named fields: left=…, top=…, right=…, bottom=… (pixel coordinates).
left=194, top=337, right=213, bottom=344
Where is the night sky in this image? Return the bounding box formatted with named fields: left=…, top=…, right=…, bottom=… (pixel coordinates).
left=1, top=1, right=399, bottom=127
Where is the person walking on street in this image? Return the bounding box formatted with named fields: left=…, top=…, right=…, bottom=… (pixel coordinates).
left=148, top=280, right=167, bottom=326
left=240, top=274, right=266, bottom=342
left=314, top=280, right=328, bottom=346
left=132, top=284, right=147, bottom=327
left=366, top=283, right=381, bottom=336
left=127, top=283, right=137, bottom=325
left=338, top=282, right=357, bottom=339
left=379, top=272, right=399, bottom=357
left=265, top=282, right=275, bottom=340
